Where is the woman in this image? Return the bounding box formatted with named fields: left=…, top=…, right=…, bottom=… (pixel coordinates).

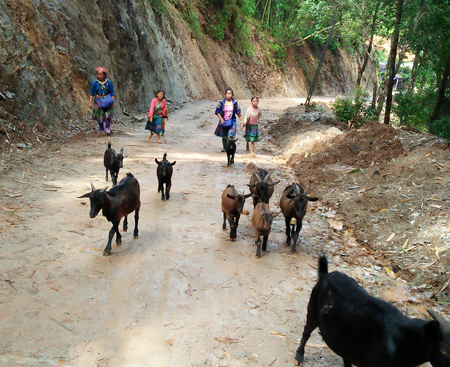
left=146, top=90, right=167, bottom=144
left=243, top=96, right=261, bottom=156
left=214, top=88, right=244, bottom=152
left=89, top=67, right=115, bottom=135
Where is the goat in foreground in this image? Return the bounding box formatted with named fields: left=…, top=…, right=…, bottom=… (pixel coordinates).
left=295, top=255, right=450, bottom=367
left=226, top=137, right=238, bottom=166
left=221, top=185, right=252, bottom=241
left=78, top=173, right=140, bottom=256
left=280, top=184, right=318, bottom=254
left=248, top=168, right=280, bottom=208
left=103, top=141, right=124, bottom=186
left=155, top=153, right=176, bottom=200
left=252, top=202, right=279, bottom=258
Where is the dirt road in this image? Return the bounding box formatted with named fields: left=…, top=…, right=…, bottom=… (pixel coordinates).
left=0, top=98, right=419, bottom=367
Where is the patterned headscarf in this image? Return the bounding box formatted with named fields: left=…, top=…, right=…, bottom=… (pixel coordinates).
left=96, top=67, right=107, bottom=77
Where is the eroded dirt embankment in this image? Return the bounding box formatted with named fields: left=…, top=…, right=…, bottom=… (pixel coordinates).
left=0, top=98, right=447, bottom=367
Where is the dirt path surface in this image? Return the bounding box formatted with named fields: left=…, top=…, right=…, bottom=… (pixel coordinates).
left=0, top=98, right=441, bottom=367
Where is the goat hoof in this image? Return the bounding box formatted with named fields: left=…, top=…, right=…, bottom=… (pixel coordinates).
left=133, top=235, right=138, bottom=239
left=116, top=242, right=121, bottom=247
left=103, top=250, right=111, bottom=256
left=256, top=255, right=261, bottom=259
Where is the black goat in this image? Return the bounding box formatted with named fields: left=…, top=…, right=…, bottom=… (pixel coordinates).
left=78, top=173, right=140, bottom=256
left=252, top=202, right=279, bottom=258
left=280, top=184, right=318, bottom=254
left=155, top=153, right=176, bottom=201
left=295, top=255, right=450, bottom=367
left=221, top=185, right=252, bottom=241
left=247, top=168, right=280, bottom=208
left=226, top=137, right=238, bottom=166
left=104, top=141, right=124, bottom=186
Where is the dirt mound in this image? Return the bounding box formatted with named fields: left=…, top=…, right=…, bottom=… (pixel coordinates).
left=271, top=106, right=450, bottom=302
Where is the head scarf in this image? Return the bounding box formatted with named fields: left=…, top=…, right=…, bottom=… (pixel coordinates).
left=96, top=67, right=107, bottom=77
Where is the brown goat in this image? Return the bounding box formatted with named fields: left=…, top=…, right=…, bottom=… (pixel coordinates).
left=221, top=185, right=252, bottom=241
left=252, top=202, right=279, bottom=258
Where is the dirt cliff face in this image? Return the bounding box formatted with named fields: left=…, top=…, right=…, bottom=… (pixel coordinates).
left=0, top=0, right=357, bottom=126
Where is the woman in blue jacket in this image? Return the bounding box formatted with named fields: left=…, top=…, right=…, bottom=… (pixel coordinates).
left=89, top=67, right=115, bottom=135
left=214, top=88, right=244, bottom=152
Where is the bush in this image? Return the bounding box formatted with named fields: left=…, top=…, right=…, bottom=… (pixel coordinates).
left=429, top=117, right=450, bottom=140
left=332, top=88, right=369, bottom=128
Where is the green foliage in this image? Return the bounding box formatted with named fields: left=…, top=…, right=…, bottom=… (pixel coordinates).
left=147, top=0, right=165, bottom=16
left=332, top=88, right=370, bottom=128
left=429, top=117, right=450, bottom=140
left=184, top=1, right=203, bottom=41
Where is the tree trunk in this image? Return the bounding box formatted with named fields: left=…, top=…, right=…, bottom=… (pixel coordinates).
left=430, top=48, right=450, bottom=122
left=356, top=1, right=380, bottom=88
left=384, top=0, right=404, bottom=125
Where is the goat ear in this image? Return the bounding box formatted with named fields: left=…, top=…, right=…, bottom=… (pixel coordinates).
left=171, top=161, right=176, bottom=166
left=428, top=310, right=450, bottom=334
left=227, top=194, right=237, bottom=200
left=234, top=138, right=239, bottom=142
left=287, top=193, right=295, bottom=199
left=269, top=180, right=280, bottom=186
left=272, top=211, right=281, bottom=218
left=424, top=320, right=443, bottom=341
left=307, top=196, right=319, bottom=201
left=247, top=183, right=257, bottom=188
left=78, top=192, right=91, bottom=198
left=155, top=159, right=160, bottom=164
left=244, top=192, right=252, bottom=199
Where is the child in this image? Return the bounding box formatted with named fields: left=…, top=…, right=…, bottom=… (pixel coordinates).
left=242, top=97, right=261, bottom=156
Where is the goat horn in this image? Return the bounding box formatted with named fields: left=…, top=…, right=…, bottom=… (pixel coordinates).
left=304, top=185, right=309, bottom=194
left=427, top=309, right=450, bottom=333
left=90, top=183, right=95, bottom=192
left=263, top=171, right=272, bottom=183
left=253, top=170, right=261, bottom=182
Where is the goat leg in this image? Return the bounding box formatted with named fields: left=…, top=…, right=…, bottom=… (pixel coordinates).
left=256, top=236, right=262, bottom=258
left=115, top=224, right=122, bottom=246
left=262, top=235, right=268, bottom=253
left=104, top=222, right=118, bottom=256
left=133, top=208, right=139, bottom=239
left=166, top=180, right=171, bottom=200
left=222, top=212, right=227, bottom=230
left=123, top=216, right=128, bottom=232
left=105, top=168, right=109, bottom=181
left=231, top=153, right=234, bottom=165
left=160, top=183, right=165, bottom=201
left=295, top=319, right=317, bottom=366
left=291, top=222, right=302, bottom=254
left=285, top=218, right=291, bottom=246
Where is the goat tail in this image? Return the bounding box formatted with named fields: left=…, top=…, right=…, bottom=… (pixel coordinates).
left=318, top=255, right=328, bottom=279
left=108, top=141, right=112, bottom=148
left=163, top=153, right=167, bottom=160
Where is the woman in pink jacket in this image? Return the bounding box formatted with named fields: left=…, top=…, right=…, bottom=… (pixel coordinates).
left=145, top=90, right=168, bottom=143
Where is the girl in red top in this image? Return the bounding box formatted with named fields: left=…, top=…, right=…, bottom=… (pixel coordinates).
left=145, top=90, right=167, bottom=144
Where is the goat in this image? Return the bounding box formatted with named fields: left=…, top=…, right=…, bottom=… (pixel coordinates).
left=221, top=185, right=252, bottom=241
left=103, top=141, right=124, bottom=186
left=78, top=173, right=140, bottom=256
left=295, top=255, right=450, bottom=367
left=155, top=153, right=176, bottom=201
left=252, top=202, right=279, bottom=258
left=226, top=137, right=238, bottom=166
left=247, top=168, right=280, bottom=208
left=280, top=184, right=318, bottom=254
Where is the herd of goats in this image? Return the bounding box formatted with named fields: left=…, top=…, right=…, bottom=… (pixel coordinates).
left=76, top=142, right=450, bottom=367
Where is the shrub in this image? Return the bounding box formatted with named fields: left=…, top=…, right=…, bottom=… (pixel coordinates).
left=332, top=87, right=369, bottom=128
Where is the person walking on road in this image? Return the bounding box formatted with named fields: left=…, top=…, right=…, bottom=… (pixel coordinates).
left=89, top=67, right=115, bottom=135
left=243, top=96, right=261, bottom=156
left=146, top=90, right=167, bottom=144
left=214, top=88, right=244, bottom=152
